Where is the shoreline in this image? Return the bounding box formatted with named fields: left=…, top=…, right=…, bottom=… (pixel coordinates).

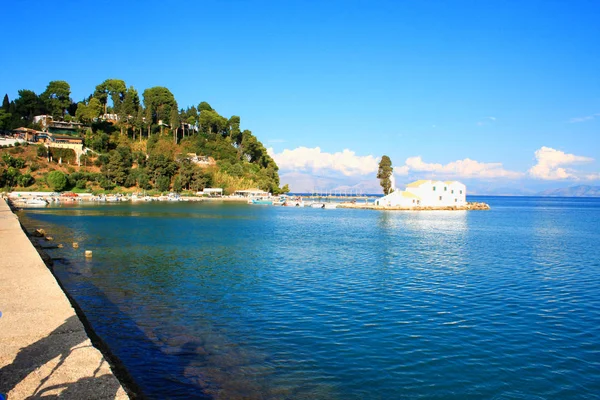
left=0, top=198, right=139, bottom=399
left=338, top=201, right=491, bottom=211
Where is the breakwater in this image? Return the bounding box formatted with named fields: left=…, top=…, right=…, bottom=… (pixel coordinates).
left=0, top=198, right=130, bottom=399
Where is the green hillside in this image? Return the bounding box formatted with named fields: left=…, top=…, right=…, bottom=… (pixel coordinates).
left=0, top=79, right=288, bottom=195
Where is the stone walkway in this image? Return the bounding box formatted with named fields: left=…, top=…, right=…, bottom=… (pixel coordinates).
left=0, top=198, right=129, bottom=399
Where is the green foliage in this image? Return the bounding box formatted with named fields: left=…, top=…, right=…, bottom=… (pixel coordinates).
left=2, top=153, right=26, bottom=169
left=102, top=146, right=133, bottom=185
left=17, top=173, right=34, bottom=187
left=75, top=97, right=102, bottom=123
left=37, top=144, right=47, bottom=157
left=377, top=155, right=393, bottom=195
left=143, top=87, right=177, bottom=127
left=4, top=78, right=282, bottom=193
left=147, top=153, right=176, bottom=182
left=85, top=129, right=110, bottom=152
left=94, top=79, right=127, bottom=114
left=48, top=148, right=76, bottom=164
left=46, top=170, right=68, bottom=191
left=41, top=80, right=71, bottom=118
left=155, top=175, right=170, bottom=192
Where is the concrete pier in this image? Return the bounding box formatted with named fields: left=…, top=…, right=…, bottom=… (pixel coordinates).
left=0, top=198, right=129, bottom=399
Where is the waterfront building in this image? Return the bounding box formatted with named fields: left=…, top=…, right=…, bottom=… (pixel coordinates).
left=375, top=179, right=466, bottom=208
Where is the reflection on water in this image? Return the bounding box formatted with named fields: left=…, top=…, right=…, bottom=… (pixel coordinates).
left=18, top=198, right=600, bottom=399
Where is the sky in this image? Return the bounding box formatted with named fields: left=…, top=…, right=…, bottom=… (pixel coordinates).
left=2, top=0, right=599, bottom=194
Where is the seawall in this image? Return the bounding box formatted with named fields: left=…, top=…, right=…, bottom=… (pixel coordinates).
left=0, top=198, right=130, bottom=399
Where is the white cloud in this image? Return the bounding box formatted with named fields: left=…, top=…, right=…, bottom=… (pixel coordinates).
left=268, top=147, right=379, bottom=176
left=528, top=146, right=594, bottom=180
left=569, top=113, right=600, bottom=123
left=405, top=156, right=522, bottom=179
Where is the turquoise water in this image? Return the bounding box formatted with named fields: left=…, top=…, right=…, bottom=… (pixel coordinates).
left=19, top=197, right=600, bottom=399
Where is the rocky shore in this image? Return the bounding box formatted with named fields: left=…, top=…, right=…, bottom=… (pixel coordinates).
left=338, top=201, right=491, bottom=211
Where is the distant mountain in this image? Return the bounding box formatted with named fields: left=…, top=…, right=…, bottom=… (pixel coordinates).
left=537, top=185, right=600, bottom=197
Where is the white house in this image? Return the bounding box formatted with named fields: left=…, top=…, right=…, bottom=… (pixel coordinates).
left=376, top=179, right=466, bottom=208
left=375, top=190, right=421, bottom=207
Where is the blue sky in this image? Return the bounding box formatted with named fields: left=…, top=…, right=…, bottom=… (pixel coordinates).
left=2, top=0, right=599, bottom=193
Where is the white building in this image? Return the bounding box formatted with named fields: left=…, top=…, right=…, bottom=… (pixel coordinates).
left=375, top=180, right=466, bottom=208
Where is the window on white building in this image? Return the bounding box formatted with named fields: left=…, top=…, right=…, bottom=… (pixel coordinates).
left=451, top=190, right=454, bottom=194
left=460, top=190, right=463, bottom=194
left=433, top=187, right=436, bottom=191
left=439, top=196, right=442, bottom=201
left=444, top=187, right=447, bottom=191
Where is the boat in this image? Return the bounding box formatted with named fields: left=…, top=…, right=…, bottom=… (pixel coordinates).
left=323, top=203, right=338, bottom=209
left=250, top=196, right=273, bottom=205
left=16, top=198, right=49, bottom=207
left=284, top=197, right=304, bottom=207
left=167, top=193, right=182, bottom=201
left=310, top=202, right=325, bottom=208
left=272, top=195, right=289, bottom=206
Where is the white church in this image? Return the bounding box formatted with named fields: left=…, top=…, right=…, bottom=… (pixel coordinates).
left=375, top=176, right=467, bottom=208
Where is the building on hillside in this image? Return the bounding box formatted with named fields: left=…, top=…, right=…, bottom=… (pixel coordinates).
left=375, top=180, right=466, bottom=208
left=13, top=127, right=42, bottom=142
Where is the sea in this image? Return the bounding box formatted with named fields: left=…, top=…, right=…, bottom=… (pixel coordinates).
left=17, top=196, right=600, bottom=399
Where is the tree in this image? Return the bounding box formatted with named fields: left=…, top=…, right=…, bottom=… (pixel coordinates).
left=102, top=146, right=133, bottom=185
left=170, top=106, right=180, bottom=144
left=94, top=79, right=127, bottom=115
left=75, top=97, right=102, bottom=123
left=198, top=101, right=213, bottom=112
left=13, top=90, right=45, bottom=124
left=119, top=86, right=140, bottom=136
left=46, top=170, right=68, bottom=191
left=0, top=110, right=11, bottom=132
left=377, top=155, right=393, bottom=195
left=142, top=87, right=177, bottom=131
left=41, top=81, right=71, bottom=118
left=2, top=94, right=9, bottom=113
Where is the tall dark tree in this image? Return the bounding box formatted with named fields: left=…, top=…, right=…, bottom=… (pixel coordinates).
left=142, top=87, right=177, bottom=134
left=2, top=94, right=9, bottom=112
left=377, top=155, right=393, bottom=195
left=41, top=81, right=71, bottom=118
left=94, top=79, right=127, bottom=115
left=14, top=90, right=45, bottom=124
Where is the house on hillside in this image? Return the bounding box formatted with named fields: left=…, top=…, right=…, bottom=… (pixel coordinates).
left=375, top=180, right=466, bottom=208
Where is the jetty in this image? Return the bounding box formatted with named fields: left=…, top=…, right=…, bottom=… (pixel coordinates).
left=0, top=198, right=129, bottom=399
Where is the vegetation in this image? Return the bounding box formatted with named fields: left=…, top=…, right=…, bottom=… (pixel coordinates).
left=1, top=78, right=286, bottom=194
left=377, top=155, right=393, bottom=195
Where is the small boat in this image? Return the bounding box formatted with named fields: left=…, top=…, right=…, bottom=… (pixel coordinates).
left=284, top=197, right=304, bottom=207
left=18, top=198, right=49, bottom=207
left=167, top=193, right=182, bottom=201
left=105, top=195, right=120, bottom=202
left=250, top=196, right=273, bottom=205
left=310, top=202, right=325, bottom=208
left=323, top=203, right=338, bottom=209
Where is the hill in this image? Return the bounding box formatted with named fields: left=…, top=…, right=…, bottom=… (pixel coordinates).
left=537, top=185, right=600, bottom=197
left=1, top=79, right=288, bottom=195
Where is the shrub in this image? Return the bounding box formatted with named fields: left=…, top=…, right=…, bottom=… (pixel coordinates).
left=37, top=145, right=47, bottom=157
left=46, top=170, right=68, bottom=191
